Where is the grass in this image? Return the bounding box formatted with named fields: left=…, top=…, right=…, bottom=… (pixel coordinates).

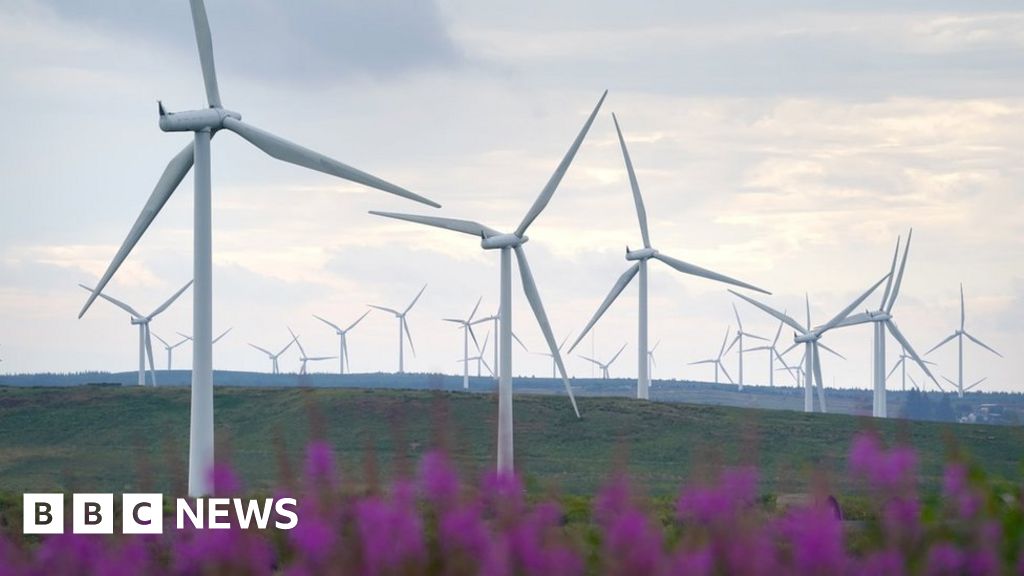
left=0, top=385, right=1020, bottom=498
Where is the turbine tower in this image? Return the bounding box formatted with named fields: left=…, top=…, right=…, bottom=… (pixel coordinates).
left=746, top=319, right=795, bottom=388
left=690, top=326, right=734, bottom=385
left=579, top=343, right=628, bottom=380
left=152, top=333, right=191, bottom=371
left=926, top=284, right=1002, bottom=397
left=76, top=0, right=439, bottom=497
left=288, top=328, right=336, bottom=375
left=313, top=310, right=370, bottom=375
left=729, top=274, right=888, bottom=413
left=370, top=284, right=427, bottom=374
left=79, top=281, right=192, bottom=387
left=724, top=304, right=767, bottom=390
left=443, top=297, right=483, bottom=389
left=568, top=114, right=769, bottom=400
left=834, top=232, right=937, bottom=417
left=248, top=335, right=296, bottom=375
left=370, top=91, right=607, bottom=472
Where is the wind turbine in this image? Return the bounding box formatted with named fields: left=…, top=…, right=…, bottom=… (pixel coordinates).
left=723, top=304, right=767, bottom=390
left=75, top=0, right=438, bottom=497
left=532, top=334, right=569, bottom=378
left=178, top=327, right=232, bottom=346
left=745, top=319, right=795, bottom=388
left=78, top=281, right=193, bottom=387
left=288, top=328, right=336, bottom=375
left=690, top=326, right=734, bottom=385
left=568, top=113, right=769, bottom=400
left=579, top=343, right=628, bottom=380
left=647, top=340, right=660, bottom=382
left=463, top=331, right=494, bottom=379
left=313, top=310, right=370, bottom=375
left=729, top=274, right=889, bottom=413
left=444, top=297, right=483, bottom=389
left=370, top=284, right=427, bottom=374
left=471, top=309, right=528, bottom=380
left=886, top=346, right=937, bottom=392
left=248, top=336, right=296, bottom=375
left=834, top=232, right=937, bottom=417
left=152, top=333, right=190, bottom=371
left=926, top=284, right=1002, bottom=397
left=370, top=91, right=606, bottom=472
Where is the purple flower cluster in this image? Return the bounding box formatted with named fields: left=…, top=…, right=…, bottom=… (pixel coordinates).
left=0, top=433, right=1021, bottom=574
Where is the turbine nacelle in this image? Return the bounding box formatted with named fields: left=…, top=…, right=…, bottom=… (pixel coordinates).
left=794, top=332, right=818, bottom=344
left=158, top=103, right=242, bottom=132
left=130, top=317, right=149, bottom=326
left=481, top=233, right=527, bottom=250
left=625, top=247, right=658, bottom=261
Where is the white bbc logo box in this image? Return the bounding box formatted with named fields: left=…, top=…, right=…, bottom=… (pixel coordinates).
left=23, top=493, right=163, bottom=535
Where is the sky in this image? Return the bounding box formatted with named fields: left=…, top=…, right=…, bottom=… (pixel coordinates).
left=0, top=0, right=1021, bottom=392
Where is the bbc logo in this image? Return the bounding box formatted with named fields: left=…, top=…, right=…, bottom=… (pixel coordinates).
left=24, top=494, right=163, bottom=535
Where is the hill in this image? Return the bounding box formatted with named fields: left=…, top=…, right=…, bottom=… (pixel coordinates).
left=0, top=385, right=1021, bottom=497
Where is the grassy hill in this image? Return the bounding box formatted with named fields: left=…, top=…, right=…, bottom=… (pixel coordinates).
left=0, top=385, right=1020, bottom=497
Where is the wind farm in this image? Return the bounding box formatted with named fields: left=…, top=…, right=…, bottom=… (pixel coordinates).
left=0, top=1, right=1020, bottom=571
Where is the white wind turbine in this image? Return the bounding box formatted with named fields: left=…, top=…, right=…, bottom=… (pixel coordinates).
left=370, top=284, right=427, bottom=374
left=579, top=343, right=628, bottom=380
left=153, top=333, right=190, bottom=371
left=248, top=335, right=296, bottom=375
left=462, top=331, right=495, bottom=379
left=313, top=310, right=370, bottom=375
left=647, top=340, right=660, bottom=382
left=79, top=281, right=193, bottom=387
left=568, top=113, right=769, bottom=400
left=886, top=347, right=938, bottom=392
left=370, top=91, right=607, bottom=472
left=690, top=326, right=735, bottom=385
left=444, top=297, right=483, bottom=389
left=745, top=319, right=795, bottom=388
left=288, top=328, right=336, bottom=375
left=471, top=309, right=528, bottom=380
left=532, top=334, right=570, bottom=379
left=729, top=274, right=889, bottom=413
left=723, top=304, right=767, bottom=390
left=926, top=284, right=1002, bottom=397
left=76, top=0, right=438, bottom=497
left=834, top=232, right=937, bottom=417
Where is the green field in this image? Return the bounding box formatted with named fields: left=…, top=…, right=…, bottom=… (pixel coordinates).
left=0, top=385, right=1021, bottom=497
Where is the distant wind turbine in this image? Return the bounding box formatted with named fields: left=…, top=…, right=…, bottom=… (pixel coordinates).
left=568, top=113, right=769, bottom=400
left=288, top=327, right=336, bottom=375
left=579, top=343, right=628, bottom=380
left=730, top=274, right=889, bottom=413
left=926, top=284, right=1002, bottom=397
left=152, top=333, right=190, bottom=371
left=690, top=326, right=734, bottom=385
left=886, top=346, right=937, bottom=392
left=248, top=335, right=296, bottom=375
left=532, top=334, right=569, bottom=378
left=462, top=331, right=494, bottom=378
left=370, top=91, right=607, bottom=472
left=745, top=319, right=795, bottom=388
left=724, top=304, right=767, bottom=390
left=444, top=297, right=483, bottom=389
left=78, top=281, right=193, bottom=387
left=370, top=284, right=427, bottom=374
left=313, top=310, right=370, bottom=375
left=471, top=309, right=528, bottom=380
left=647, top=340, right=660, bottom=382
left=75, top=0, right=439, bottom=497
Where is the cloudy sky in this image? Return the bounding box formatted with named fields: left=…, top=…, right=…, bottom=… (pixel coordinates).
left=0, top=0, right=1020, bottom=392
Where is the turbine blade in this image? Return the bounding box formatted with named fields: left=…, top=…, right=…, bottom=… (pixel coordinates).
left=288, top=327, right=306, bottom=357
left=176, top=331, right=193, bottom=342
left=511, top=331, right=529, bottom=352
left=514, top=245, right=580, bottom=417
left=480, top=357, right=494, bottom=378
left=942, top=375, right=957, bottom=388
left=728, top=290, right=804, bottom=334
left=780, top=340, right=800, bottom=357
left=148, top=280, right=194, bottom=318
left=213, top=327, right=232, bottom=344
left=468, top=296, right=482, bottom=323
left=611, top=113, right=651, bottom=248
left=78, top=143, right=195, bottom=318
left=467, top=324, right=481, bottom=351
left=248, top=343, right=273, bottom=356
left=313, top=314, right=342, bottom=333
left=278, top=336, right=297, bottom=357
left=568, top=262, right=640, bottom=353
left=719, top=363, right=734, bottom=384
left=724, top=333, right=739, bottom=355
left=369, top=211, right=498, bottom=238
left=718, top=326, right=732, bottom=357
left=189, top=0, right=222, bottom=108
left=966, top=376, right=987, bottom=391
left=817, top=274, right=890, bottom=334
left=885, top=229, right=912, bottom=313
left=834, top=311, right=873, bottom=329
left=152, top=332, right=170, bottom=348
left=656, top=253, right=770, bottom=295
left=579, top=356, right=601, bottom=366
left=812, top=346, right=826, bottom=412
left=689, top=359, right=716, bottom=365
left=885, top=357, right=904, bottom=381
left=963, top=331, right=1002, bottom=357
left=79, top=284, right=144, bottom=318
left=885, top=320, right=938, bottom=384
left=925, top=332, right=958, bottom=356
left=403, top=317, right=416, bottom=357
left=879, top=235, right=900, bottom=310
left=144, top=324, right=157, bottom=386
left=221, top=117, right=439, bottom=207
left=772, top=319, right=784, bottom=347
left=608, top=343, right=627, bottom=365
left=733, top=303, right=743, bottom=331
left=404, top=284, right=427, bottom=315
left=960, top=283, right=965, bottom=330
left=368, top=305, right=400, bottom=315
left=817, top=342, right=846, bottom=361
left=345, top=309, right=371, bottom=332
left=515, top=90, right=607, bottom=237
